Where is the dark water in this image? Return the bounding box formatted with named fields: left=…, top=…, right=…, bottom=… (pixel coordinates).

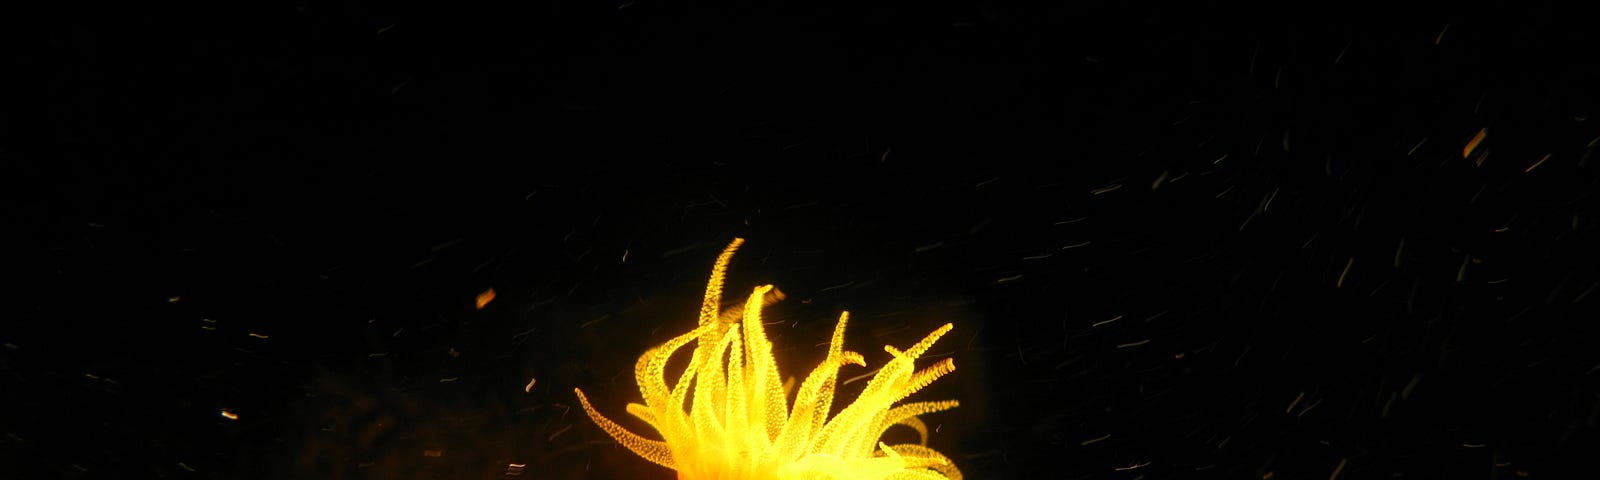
left=6, top=3, right=1598, bottom=479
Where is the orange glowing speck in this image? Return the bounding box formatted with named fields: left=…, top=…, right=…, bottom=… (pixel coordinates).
left=476, top=288, right=496, bottom=310
left=1525, top=153, right=1551, bottom=173
left=1463, top=128, right=1488, bottom=159
left=219, top=410, right=239, bottom=421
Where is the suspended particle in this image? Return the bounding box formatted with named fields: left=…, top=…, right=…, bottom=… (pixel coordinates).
left=476, top=288, right=496, bottom=310
left=1463, top=128, right=1488, bottom=159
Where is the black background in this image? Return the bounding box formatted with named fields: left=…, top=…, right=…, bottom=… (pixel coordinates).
left=6, top=2, right=1600, bottom=479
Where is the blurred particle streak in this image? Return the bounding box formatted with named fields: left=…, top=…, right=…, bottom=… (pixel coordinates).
left=476, top=288, right=496, bottom=309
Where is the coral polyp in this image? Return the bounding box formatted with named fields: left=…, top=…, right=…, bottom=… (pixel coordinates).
left=574, top=238, right=962, bottom=480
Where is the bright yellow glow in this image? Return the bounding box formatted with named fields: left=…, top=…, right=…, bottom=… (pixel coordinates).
left=574, top=238, right=962, bottom=480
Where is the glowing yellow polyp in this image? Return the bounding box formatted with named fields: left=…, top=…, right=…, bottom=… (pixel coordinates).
left=574, top=238, right=962, bottom=480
